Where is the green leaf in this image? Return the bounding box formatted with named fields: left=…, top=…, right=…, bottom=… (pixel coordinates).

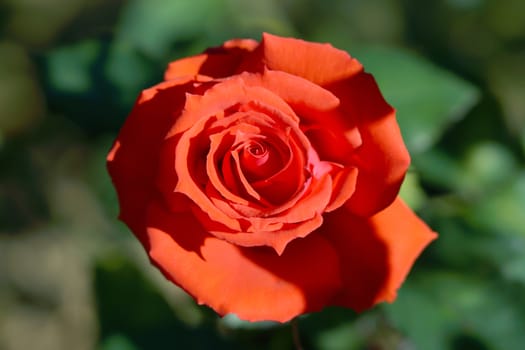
left=104, top=41, right=157, bottom=109
left=411, top=148, right=467, bottom=191
left=87, top=136, right=121, bottom=221
left=314, top=321, right=362, bottom=350
left=226, top=0, right=295, bottom=38
left=466, top=172, right=525, bottom=237
left=386, top=273, right=525, bottom=350
left=220, top=314, right=280, bottom=330
left=521, top=130, right=525, bottom=155
left=100, top=334, right=139, bottom=350
left=115, top=0, right=227, bottom=59
left=413, top=141, right=519, bottom=195
left=384, top=284, right=452, bottom=350
left=461, top=141, right=519, bottom=195
left=502, top=253, right=525, bottom=285
left=46, top=40, right=100, bottom=93
left=352, top=46, right=480, bottom=153
left=399, top=171, right=427, bottom=210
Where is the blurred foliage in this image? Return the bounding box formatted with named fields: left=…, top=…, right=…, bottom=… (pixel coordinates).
left=1, top=0, right=525, bottom=349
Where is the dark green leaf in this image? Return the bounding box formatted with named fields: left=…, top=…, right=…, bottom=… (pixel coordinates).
left=352, top=46, right=480, bottom=153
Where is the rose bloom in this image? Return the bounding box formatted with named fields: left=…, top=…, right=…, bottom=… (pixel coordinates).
left=107, top=33, right=437, bottom=322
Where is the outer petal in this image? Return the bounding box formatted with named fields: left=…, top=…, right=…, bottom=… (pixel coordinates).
left=238, top=33, right=363, bottom=85
left=165, top=39, right=258, bottom=80
left=327, top=72, right=411, bottom=216
left=146, top=201, right=342, bottom=322
left=107, top=78, right=196, bottom=247
left=242, top=69, right=362, bottom=154
left=319, top=197, right=437, bottom=311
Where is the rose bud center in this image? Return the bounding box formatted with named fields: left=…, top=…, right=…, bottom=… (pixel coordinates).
left=240, top=139, right=283, bottom=181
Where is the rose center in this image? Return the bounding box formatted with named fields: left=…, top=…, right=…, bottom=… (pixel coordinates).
left=248, top=143, right=264, bottom=156
left=239, top=140, right=282, bottom=181
left=245, top=141, right=268, bottom=161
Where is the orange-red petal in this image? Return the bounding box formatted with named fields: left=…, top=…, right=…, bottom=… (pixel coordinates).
left=165, top=39, right=258, bottom=81
left=325, top=165, right=359, bottom=212
left=239, top=33, right=363, bottom=86
left=146, top=201, right=342, bottom=322
left=107, top=78, right=196, bottom=246
left=242, top=69, right=363, bottom=165
left=193, top=168, right=333, bottom=255
left=318, top=197, right=437, bottom=311
left=328, top=72, right=411, bottom=216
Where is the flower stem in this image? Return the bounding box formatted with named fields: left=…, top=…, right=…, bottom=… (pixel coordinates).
left=291, top=318, right=303, bottom=350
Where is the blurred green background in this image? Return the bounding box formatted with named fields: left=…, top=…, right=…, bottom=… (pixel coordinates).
left=1, top=0, right=525, bottom=349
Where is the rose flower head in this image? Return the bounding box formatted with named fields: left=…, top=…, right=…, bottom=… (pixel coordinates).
left=107, top=33, right=437, bottom=322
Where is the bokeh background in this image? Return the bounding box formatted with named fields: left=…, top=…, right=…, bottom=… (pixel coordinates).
left=1, top=0, right=525, bottom=349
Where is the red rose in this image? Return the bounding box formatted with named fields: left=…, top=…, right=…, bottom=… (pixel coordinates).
left=107, top=33, right=437, bottom=322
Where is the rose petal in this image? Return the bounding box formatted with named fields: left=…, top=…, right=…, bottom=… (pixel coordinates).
left=242, top=69, right=363, bottom=162
left=249, top=132, right=305, bottom=204
left=239, top=139, right=284, bottom=181
left=173, top=112, right=243, bottom=231
left=239, top=33, right=363, bottom=86
left=207, top=128, right=266, bottom=205
left=302, top=125, right=361, bottom=165
left=324, top=165, right=359, bottom=212
left=165, top=76, right=308, bottom=232
left=156, top=134, right=194, bottom=212
left=192, top=207, right=325, bottom=256
left=165, top=39, right=259, bottom=80
left=164, top=54, right=208, bottom=80
left=205, top=115, right=291, bottom=206
left=328, top=72, right=411, bottom=216
left=318, top=197, right=437, bottom=311
left=107, top=78, right=196, bottom=247
left=243, top=69, right=341, bottom=112
left=193, top=169, right=334, bottom=254
left=146, top=201, right=342, bottom=322
left=166, top=75, right=297, bottom=138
